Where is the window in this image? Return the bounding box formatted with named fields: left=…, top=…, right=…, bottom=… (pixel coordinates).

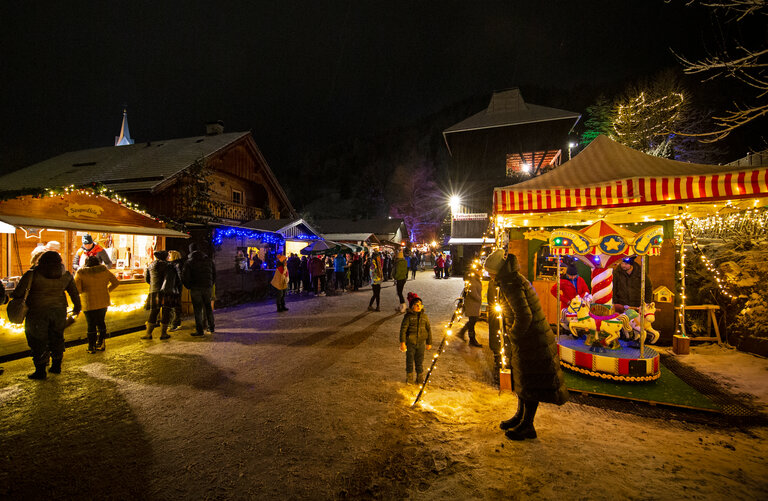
left=232, top=189, right=243, bottom=205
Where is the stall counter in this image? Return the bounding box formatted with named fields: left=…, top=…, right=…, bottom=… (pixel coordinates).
left=0, top=281, right=150, bottom=358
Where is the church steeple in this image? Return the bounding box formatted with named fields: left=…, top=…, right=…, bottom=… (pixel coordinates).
left=115, top=108, right=134, bottom=146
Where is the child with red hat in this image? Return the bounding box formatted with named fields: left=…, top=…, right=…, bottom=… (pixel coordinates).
left=399, top=292, right=432, bottom=384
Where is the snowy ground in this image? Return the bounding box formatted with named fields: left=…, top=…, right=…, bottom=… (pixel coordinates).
left=0, top=272, right=766, bottom=500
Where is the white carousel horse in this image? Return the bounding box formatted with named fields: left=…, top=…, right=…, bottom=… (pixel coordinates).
left=624, top=303, right=660, bottom=344
left=566, top=295, right=632, bottom=351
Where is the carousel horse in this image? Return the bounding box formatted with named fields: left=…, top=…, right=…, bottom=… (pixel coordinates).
left=624, top=303, right=660, bottom=344
left=566, top=295, right=631, bottom=352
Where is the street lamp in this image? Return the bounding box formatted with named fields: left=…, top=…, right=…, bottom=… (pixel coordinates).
left=568, top=142, right=577, bottom=160
left=449, top=194, right=461, bottom=214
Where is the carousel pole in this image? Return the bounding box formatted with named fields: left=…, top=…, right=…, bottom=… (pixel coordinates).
left=556, top=255, right=561, bottom=342
left=640, top=254, right=647, bottom=357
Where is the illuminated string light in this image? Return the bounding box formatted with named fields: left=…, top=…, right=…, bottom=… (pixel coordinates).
left=0, top=295, right=149, bottom=336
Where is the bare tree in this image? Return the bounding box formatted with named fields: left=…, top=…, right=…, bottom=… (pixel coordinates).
left=673, top=0, right=768, bottom=141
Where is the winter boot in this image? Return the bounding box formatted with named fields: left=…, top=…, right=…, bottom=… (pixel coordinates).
left=468, top=334, right=483, bottom=348
left=415, top=372, right=424, bottom=385
left=505, top=400, right=538, bottom=440
left=406, top=372, right=415, bottom=384
left=457, top=326, right=467, bottom=341
left=499, top=399, right=524, bottom=430
left=28, top=363, right=47, bottom=380
left=96, top=332, right=107, bottom=351
left=141, top=322, right=157, bottom=340
left=159, top=324, right=171, bottom=340
left=86, top=331, right=97, bottom=354
left=48, top=358, right=62, bottom=374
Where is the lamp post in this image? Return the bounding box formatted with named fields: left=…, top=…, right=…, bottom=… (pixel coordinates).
left=449, top=194, right=461, bottom=244
left=568, top=142, right=577, bottom=161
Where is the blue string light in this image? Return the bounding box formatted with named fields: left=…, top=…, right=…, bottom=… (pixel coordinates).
left=212, top=226, right=285, bottom=246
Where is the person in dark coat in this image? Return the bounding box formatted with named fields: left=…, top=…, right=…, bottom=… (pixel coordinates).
left=182, top=243, right=216, bottom=336
left=350, top=254, right=362, bottom=291
left=457, top=268, right=483, bottom=347
left=409, top=252, right=419, bottom=280
left=143, top=250, right=172, bottom=340
left=12, top=251, right=81, bottom=379
left=299, top=255, right=311, bottom=294
left=164, top=250, right=184, bottom=331
left=612, top=255, right=652, bottom=310
left=286, top=254, right=301, bottom=293
left=484, top=249, right=569, bottom=441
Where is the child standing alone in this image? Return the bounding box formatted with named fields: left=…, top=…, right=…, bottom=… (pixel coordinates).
left=399, top=292, right=432, bottom=384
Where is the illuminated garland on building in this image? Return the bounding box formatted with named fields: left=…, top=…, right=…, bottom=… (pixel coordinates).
left=211, top=226, right=285, bottom=246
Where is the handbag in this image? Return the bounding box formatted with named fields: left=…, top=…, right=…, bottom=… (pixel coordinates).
left=7, top=272, right=34, bottom=324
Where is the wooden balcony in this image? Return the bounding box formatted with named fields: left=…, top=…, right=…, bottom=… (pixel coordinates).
left=209, top=201, right=265, bottom=222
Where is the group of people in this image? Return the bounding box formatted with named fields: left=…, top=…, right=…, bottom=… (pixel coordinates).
left=432, top=252, right=453, bottom=279
left=267, top=248, right=423, bottom=313
left=142, top=243, right=216, bottom=340
left=6, top=235, right=218, bottom=380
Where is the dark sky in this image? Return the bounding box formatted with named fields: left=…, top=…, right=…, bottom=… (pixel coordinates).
left=1, top=1, right=727, bottom=175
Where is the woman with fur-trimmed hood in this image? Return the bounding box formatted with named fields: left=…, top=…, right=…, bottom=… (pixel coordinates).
left=484, top=249, right=569, bottom=441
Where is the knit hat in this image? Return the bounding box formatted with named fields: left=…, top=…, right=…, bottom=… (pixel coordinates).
left=45, top=241, right=61, bottom=252
left=566, top=262, right=579, bottom=276
left=623, top=255, right=636, bottom=264
left=82, top=234, right=94, bottom=245
left=407, top=292, right=422, bottom=308
left=154, top=250, right=169, bottom=261
left=483, top=249, right=506, bottom=274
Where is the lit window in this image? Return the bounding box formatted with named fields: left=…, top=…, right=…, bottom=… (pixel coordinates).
left=232, top=189, right=243, bottom=204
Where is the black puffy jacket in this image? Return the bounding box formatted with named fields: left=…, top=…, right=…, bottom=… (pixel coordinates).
left=182, top=251, right=216, bottom=289
left=146, top=260, right=169, bottom=293
left=497, top=253, right=568, bottom=406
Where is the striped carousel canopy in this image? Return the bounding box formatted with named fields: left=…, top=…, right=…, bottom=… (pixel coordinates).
left=493, top=135, right=768, bottom=227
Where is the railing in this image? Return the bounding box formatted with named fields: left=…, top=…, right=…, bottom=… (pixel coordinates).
left=209, top=202, right=265, bottom=222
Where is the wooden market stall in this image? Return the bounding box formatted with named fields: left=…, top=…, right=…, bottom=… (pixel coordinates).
left=0, top=190, right=188, bottom=357
left=492, top=135, right=768, bottom=344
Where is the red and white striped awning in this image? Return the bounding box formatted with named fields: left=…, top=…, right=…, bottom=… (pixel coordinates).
left=494, top=168, right=768, bottom=214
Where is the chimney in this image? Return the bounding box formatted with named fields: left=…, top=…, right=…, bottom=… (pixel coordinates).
left=205, top=120, right=224, bottom=135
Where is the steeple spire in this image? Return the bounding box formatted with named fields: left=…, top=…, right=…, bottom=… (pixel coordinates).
left=115, top=108, right=134, bottom=146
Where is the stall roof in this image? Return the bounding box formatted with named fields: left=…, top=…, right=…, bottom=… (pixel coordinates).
left=0, top=214, right=188, bottom=237
left=493, top=135, right=768, bottom=227
left=322, top=233, right=380, bottom=244
left=242, top=218, right=323, bottom=240
left=0, top=194, right=188, bottom=237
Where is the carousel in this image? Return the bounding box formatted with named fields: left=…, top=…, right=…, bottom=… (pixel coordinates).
left=538, top=220, right=664, bottom=382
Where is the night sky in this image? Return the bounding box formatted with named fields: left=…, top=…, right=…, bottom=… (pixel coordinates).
left=1, top=1, right=731, bottom=176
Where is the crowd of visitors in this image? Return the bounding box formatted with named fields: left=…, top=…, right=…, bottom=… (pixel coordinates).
left=7, top=237, right=457, bottom=380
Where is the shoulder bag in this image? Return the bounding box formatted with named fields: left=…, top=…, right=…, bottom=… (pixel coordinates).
left=7, top=272, right=34, bottom=324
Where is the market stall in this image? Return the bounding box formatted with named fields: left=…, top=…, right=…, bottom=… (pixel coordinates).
left=0, top=189, right=188, bottom=357
left=493, top=135, right=768, bottom=343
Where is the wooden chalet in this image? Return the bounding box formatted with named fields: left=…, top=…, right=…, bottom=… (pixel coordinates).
left=0, top=121, right=296, bottom=228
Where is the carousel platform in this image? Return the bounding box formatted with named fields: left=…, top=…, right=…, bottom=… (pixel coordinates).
left=562, top=357, right=721, bottom=413
left=557, top=337, right=660, bottom=382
